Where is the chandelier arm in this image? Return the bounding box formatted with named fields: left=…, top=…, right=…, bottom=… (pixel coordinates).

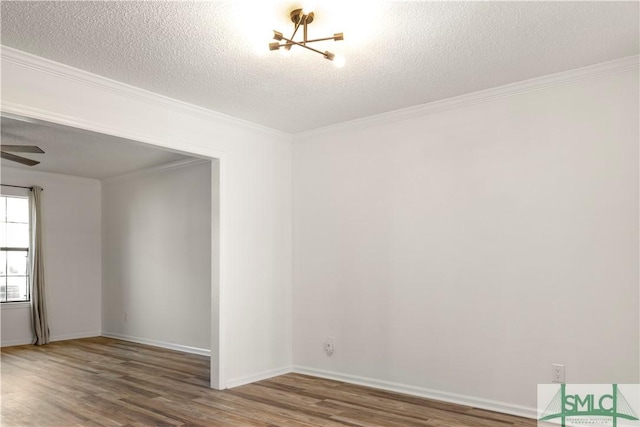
left=288, top=15, right=304, bottom=46
left=303, top=16, right=308, bottom=45
left=280, top=37, right=327, bottom=56
left=304, top=36, right=341, bottom=43
left=290, top=23, right=300, bottom=40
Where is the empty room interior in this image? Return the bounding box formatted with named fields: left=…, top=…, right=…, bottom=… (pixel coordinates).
left=1, top=1, right=638, bottom=426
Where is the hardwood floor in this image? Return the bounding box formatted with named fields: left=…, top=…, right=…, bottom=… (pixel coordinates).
left=1, top=337, right=535, bottom=426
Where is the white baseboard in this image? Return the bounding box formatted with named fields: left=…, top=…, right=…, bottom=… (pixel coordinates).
left=226, top=366, right=293, bottom=389
left=52, top=331, right=101, bottom=342
left=293, top=366, right=538, bottom=420
left=101, top=332, right=210, bottom=357
left=1, top=331, right=100, bottom=347
left=1, top=337, right=33, bottom=347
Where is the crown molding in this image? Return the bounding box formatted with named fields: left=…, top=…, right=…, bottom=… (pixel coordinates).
left=0, top=45, right=290, bottom=140
left=101, top=158, right=209, bottom=183
left=295, top=55, right=640, bottom=139
left=2, top=45, right=636, bottom=141
left=1, top=165, right=102, bottom=183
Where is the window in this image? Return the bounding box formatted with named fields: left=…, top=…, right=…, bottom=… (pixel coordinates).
left=0, top=195, right=30, bottom=303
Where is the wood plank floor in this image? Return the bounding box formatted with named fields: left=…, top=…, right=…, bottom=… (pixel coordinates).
left=1, top=337, right=536, bottom=426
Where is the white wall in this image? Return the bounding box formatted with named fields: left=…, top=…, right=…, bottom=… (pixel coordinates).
left=293, top=67, right=639, bottom=414
left=1, top=47, right=292, bottom=388
left=102, top=160, right=213, bottom=353
left=6, top=44, right=636, bottom=413
left=0, top=167, right=102, bottom=346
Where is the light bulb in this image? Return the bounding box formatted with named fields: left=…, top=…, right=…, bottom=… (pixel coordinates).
left=301, top=0, right=316, bottom=15
left=280, top=47, right=291, bottom=57
left=333, top=54, right=346, bottom=68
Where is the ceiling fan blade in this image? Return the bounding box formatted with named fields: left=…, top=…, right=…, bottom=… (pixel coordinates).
left=1, top=151, right=40, bottom=166
left=0, top=145, right=45, bottom=153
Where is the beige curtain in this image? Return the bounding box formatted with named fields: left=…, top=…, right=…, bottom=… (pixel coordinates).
left=29, top=186, right=49, bottom=345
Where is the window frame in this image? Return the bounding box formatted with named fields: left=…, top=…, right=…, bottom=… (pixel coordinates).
left=0, top=193, right=31, bottom=304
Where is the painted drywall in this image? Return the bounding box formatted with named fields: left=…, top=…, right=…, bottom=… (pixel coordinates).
left=102, top=160, right=213, bottom=352
left=1, top=47, right=293, bottom=388
left=0, top=167, right=102, bottom=346
left=293, top=68, right=639, bottom=413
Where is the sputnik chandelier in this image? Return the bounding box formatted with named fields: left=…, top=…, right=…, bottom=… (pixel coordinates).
left=269, top=8, right=345, bottom=66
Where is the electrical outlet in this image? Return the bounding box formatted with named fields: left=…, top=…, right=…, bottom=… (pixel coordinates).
left=124, top=312, right=128, bottom=322
left=324, top=336, right=335, bottom=356
left=552, top=364, right=565, bottom=383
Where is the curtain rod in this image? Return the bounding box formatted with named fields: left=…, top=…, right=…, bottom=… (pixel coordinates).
left=0, top=184, right=36, bottom=190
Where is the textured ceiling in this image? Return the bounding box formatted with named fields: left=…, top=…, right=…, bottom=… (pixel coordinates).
left=1, top=117, right=192, bottom=179
left=1, top=1, right=638, bottom=133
